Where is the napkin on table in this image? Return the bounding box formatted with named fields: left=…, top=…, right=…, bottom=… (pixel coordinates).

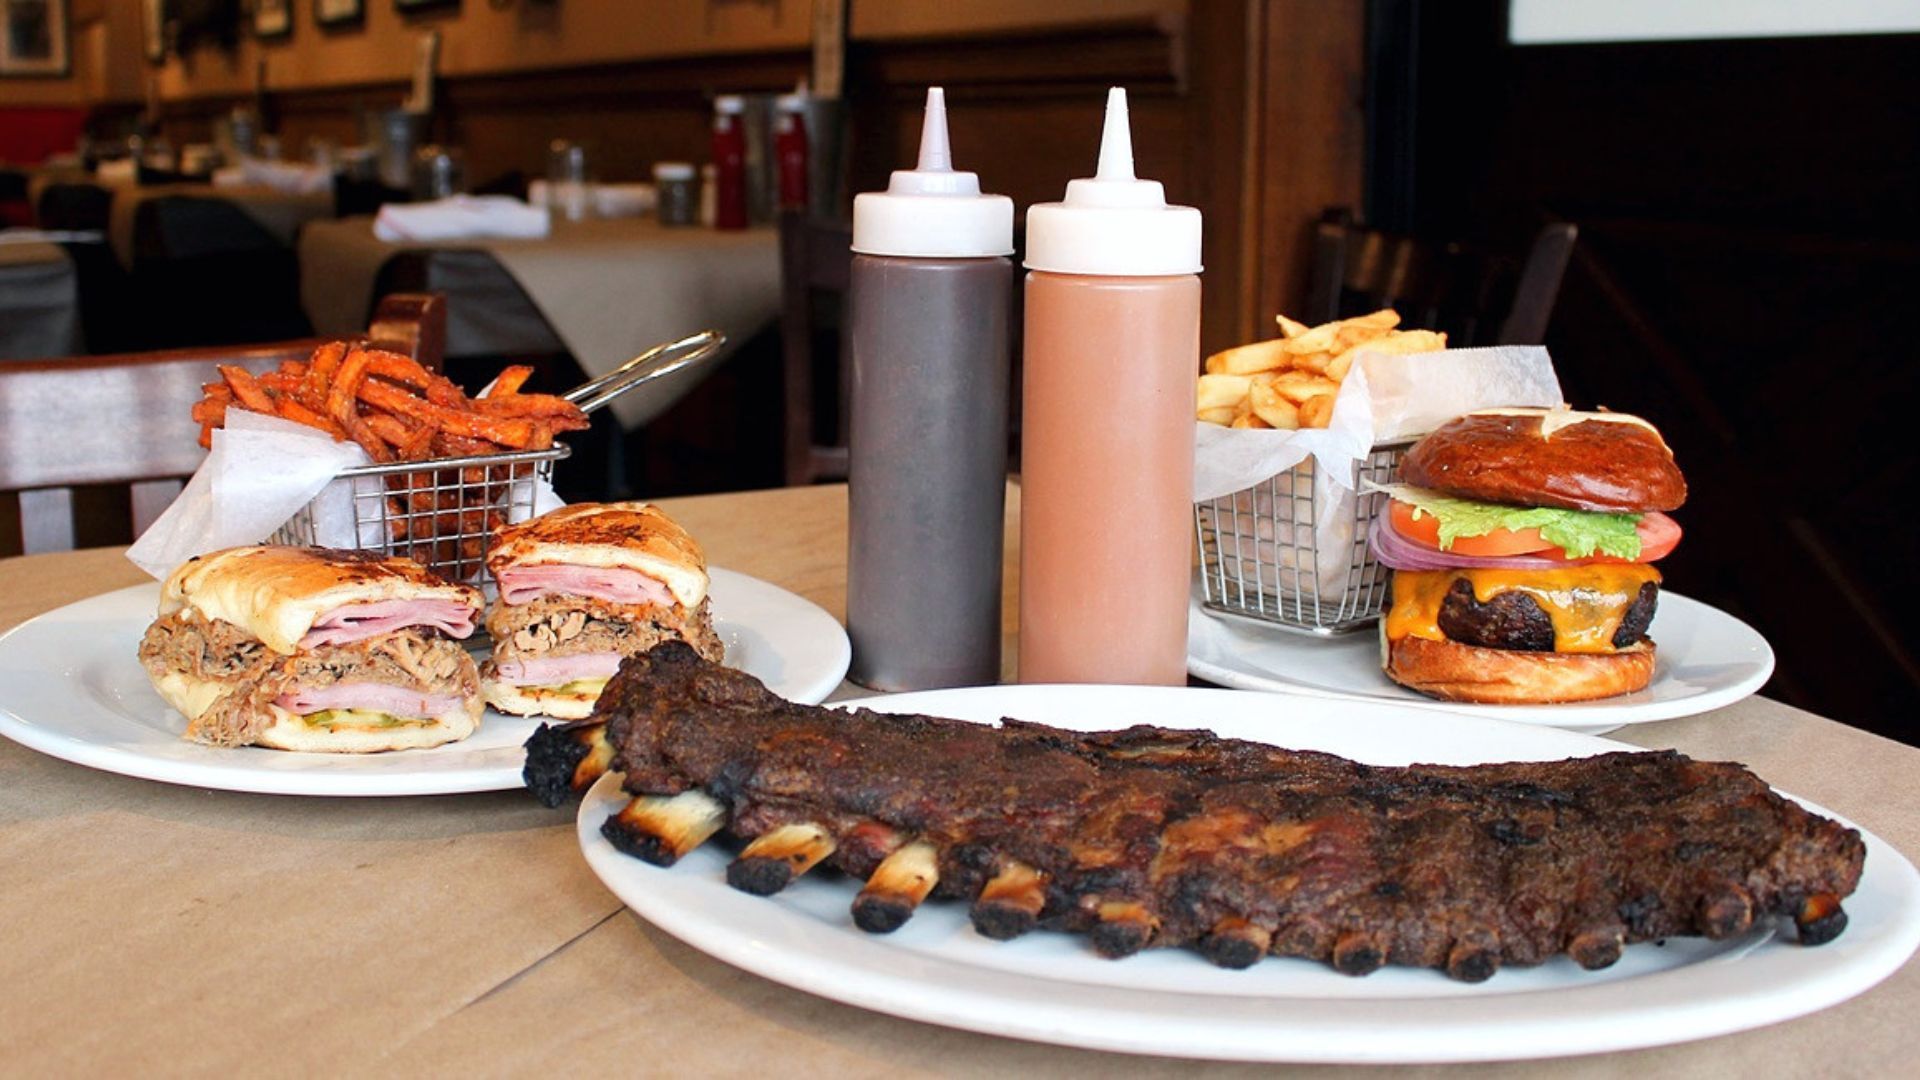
left=374, top=195, right=551, bottom=243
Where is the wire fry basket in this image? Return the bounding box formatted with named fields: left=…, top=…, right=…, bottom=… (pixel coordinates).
left=1194, top=440, right=1410, bottom=636
left=269, top=446, right=569, bottom=595
left=261, top=328, right=727, bottom=598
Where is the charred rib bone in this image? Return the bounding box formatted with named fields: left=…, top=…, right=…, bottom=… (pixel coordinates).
left=523, top=720, right=613, bottom=808
left=601, top=789, right=727, bottom=866
left=728, top=823, right=837, bottom=896
left=971, top=861, right=1048, bottom=940
left=852, top=841, right=940, bottom=933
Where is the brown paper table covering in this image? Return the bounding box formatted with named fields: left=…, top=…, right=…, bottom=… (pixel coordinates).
left=2, top=484, right=1915, bottom=1075
left=298, top=216, right=781, bottom=428
left=0, top=239, right=81, bottom=360
left=107, top=184, right=335, bottom=270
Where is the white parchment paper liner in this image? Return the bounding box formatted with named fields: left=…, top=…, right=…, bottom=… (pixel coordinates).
left=1192, top=346, right=1564, bottom=601
left=129, top=410, right=564, bottom=582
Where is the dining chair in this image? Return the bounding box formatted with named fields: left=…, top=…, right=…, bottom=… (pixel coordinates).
left=0, top=293, right=446, bottom=556
left=777, top=210, right=853, bottom=485
left=1305, top=208, right=1578, bottom=346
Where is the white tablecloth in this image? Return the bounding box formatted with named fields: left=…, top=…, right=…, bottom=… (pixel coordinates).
left=298, top=216, right=781, bottom=427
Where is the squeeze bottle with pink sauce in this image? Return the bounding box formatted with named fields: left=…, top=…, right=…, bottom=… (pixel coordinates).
left=1019, top=87, right=1202, bottom=685
left=846, top=88, right=1015, bottom=691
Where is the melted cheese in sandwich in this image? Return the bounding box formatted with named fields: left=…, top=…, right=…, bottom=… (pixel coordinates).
left=1387, top=565, right=1660, bottom=654
left=1471, top=406, right=1665, bottom=445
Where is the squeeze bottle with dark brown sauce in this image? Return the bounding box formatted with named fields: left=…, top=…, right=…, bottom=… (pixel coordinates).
left=1019, top=88, right=1202, bottom=685
left=846, top=88, right=1016, bottom=690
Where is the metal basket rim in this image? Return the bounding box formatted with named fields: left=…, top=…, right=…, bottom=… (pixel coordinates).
left=330, top=443, right=571, bottom=480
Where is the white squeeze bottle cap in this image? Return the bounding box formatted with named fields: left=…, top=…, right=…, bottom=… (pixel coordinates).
left=852, top=87, right=1014, bottom=258
left=1025, top=87, right=1202, bottom=276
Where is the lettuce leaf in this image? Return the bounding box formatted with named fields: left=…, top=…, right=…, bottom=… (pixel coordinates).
left=1373, top=483, right=1643, bottom=560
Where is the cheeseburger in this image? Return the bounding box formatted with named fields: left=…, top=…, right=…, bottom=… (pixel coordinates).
left=1370, top=407, right=1685, bottom=703
left=480, top=502, right=724, bottom=719
left=138, top=547, right=484, bottom=751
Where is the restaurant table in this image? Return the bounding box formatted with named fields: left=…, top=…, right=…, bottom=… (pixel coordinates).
left=0, top=239, right=82, bottom=360
left=2, top=483, right=1916, bottom=1075
left=107, top=183, right=335, bottom=272
left=298, top=215, right=781, bottom=428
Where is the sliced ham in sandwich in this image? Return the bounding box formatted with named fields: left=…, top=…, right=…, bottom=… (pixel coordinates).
left=480, top=503, right=725, bottom=720
left=138, top=546, right=484, bottom=753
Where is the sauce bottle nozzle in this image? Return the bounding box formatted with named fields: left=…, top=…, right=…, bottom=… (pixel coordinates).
left=1095, top=86, right=1135, bottom=182
left=917, top=87, right=952, bottom=172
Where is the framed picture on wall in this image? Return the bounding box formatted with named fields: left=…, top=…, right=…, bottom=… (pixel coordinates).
left=253, top=0, right=292, bottom=40
left=394, top=0, right=457, bottom=12
left=315, top=0, right=362, bottom=27
left=0, top=0, right=70, bottom=77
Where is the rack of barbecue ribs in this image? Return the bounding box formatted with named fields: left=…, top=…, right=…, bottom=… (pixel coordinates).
left=524, top=642, right=1865, bottom=982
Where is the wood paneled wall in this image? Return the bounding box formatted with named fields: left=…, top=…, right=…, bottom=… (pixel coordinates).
left=147, top=3, right=1363, bottom=356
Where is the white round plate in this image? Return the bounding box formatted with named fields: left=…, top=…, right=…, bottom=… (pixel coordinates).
left=578, top=684, right=1920, bottom=1064
left=0, top=567, right=848, bottom=797
left=1189, top=588, right=1775, bottom=734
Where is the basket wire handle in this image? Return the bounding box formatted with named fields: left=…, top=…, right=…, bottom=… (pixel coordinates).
left=560, top=329, right=727, bottom=415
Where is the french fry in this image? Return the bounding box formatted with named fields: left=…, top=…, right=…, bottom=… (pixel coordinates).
left=1268, top=370, right=1341, bottom=405
left=1197, top=374, right=1253, bottom=412
left=1247, top=380, right=1300, bottom=430
left=1201, top=309, right=1441, bottom=437
left=1298, top=393, right=1336, bottom=429
left=1207, top=339, right=1290, bottom=376
left=1326, top=328, right=1447, bottom=381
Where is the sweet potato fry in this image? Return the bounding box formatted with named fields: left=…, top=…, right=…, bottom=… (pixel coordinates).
left=356, top=379, right=543, bottom=448
left=219, top=366, right=276, bottom=413
left=363, top=350, right=434, bottom=389
left=190, top=398, right=229, bottom=427
left=277, top=398, right=347, bottom=439
left=304, top=341, right=347, bottom=403
left=327, top=347, right=376, bottom=427
left=486, top=365, right=535, bottom=397
left=467, top=392, right=587, bottom=420
left=341, top=410, right=394, bottom=463
left=257, top=370, right=304, bottom=395
left=364, top=412, right=418, bottom=448
left=198, top=422, right=214, bottom=450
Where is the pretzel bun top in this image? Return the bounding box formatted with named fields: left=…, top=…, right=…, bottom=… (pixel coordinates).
left=1399, top=408, right=1686, bottom=513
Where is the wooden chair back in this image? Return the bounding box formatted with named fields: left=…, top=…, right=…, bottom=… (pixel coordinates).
left=778, top=210, right=854, bottom=485
left=1306, top=208, right=1578, bottom=346
left=0, top=293, right=446, bottom=555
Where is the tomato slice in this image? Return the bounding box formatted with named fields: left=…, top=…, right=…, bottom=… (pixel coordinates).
left=1388, top=500, right=1683, bottom=563
left=1388, top=500, right=1555, bottom=557
left=1633, top=511, right=1681, bottom=561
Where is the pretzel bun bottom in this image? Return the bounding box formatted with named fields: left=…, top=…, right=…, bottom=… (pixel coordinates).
left=1382, top=629, right=1657, bottom=704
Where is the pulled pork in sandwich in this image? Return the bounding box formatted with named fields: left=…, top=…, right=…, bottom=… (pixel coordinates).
left=481, top=502, right=724, bottom=719
left=138, top=546, right=484, bottom=752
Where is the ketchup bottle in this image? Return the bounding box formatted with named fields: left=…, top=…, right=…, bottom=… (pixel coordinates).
left=711, top=94, right=748, bottom=230
left=774, top=93, right=810, bottom=211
